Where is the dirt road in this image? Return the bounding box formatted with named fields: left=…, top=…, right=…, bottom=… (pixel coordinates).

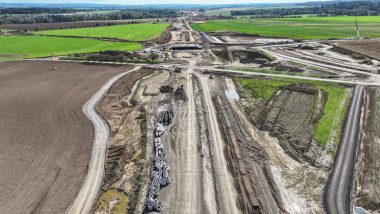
left=0, top=61, right=128, bottom=214
left=325, top=85, right=364, bottom=214
left=262, top=48, right=380, bottom=83
left=199, top=75, right=240, bottom=214
left=68, top=66, right=140, bottom=214
left=172, top=62, right=202, bottom=214
left=202, top=67, right=380, bottom=86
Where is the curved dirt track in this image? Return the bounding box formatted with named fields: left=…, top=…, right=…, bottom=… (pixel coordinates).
left=68, top=66, right=140, bottom=214
left=325, top=85, right=364, bottom=214
left=0, top=61, right=129, bottom=214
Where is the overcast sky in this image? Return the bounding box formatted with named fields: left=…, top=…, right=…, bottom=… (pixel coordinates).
left=0, top=0, right=327, bottom=5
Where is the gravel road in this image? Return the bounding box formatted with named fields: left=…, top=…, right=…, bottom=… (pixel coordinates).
left=324, top=85, right=364, bottom=214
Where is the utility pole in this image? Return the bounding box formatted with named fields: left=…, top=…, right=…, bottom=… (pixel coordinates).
left=52, top=52, right=58, bottom=70
left=356, top=19, right=361, bottom=39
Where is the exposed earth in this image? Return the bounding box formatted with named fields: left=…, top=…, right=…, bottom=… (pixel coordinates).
left=0, top=61, right=128, bottom=213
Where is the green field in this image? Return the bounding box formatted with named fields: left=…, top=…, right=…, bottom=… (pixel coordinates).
left=191, top=16, right=380, bottom=40
left=34, top=23, right=169, bottom=41
left=235, top=77, right=350, bottom=147
left=0, top=35, right=141, bottom=60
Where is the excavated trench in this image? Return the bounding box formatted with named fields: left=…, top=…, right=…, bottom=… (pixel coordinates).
left=355, top=86, right=380, bottom=212
left=234, top=79, right=334, bottom=213
left=209, top=77, right=285, bottom=214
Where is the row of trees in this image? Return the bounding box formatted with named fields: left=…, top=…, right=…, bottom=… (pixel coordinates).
left=0, top=9, right=179, bottom=25
left=84, top=51, right=159, bottom=64
left=231, top=1, right=380, bottom=17
left=0, top=7, right=86, bottom=14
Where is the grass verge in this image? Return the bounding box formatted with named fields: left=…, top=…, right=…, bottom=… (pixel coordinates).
left=221, top=66, right=322, bottom=77
left=235, top=77, right=350, bottom=147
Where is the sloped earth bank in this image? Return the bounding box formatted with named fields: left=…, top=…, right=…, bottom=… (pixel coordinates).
left=258, top=84, right=330, bottom=167
left=334, top=40, right=380, bottom=61
left=355, top=86, right=380, bottom=212
left=205, top=76, right=285, bottom=214
left=0, top=61, right=128, bottom=214
left=95, top=67, right=154, bottom=213
left=234, top=78, right=333, bottom=213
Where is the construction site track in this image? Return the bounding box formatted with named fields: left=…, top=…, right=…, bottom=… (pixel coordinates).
left=324, top=85, right=364, bottom=214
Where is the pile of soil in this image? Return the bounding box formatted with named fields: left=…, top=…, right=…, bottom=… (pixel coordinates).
left=232, top=50, right=274, bottom=64
left=160, top=85, right=174, bottom=93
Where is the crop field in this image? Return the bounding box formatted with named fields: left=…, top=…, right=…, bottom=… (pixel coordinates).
left=235, top=77, right=350, bottom=147
left=0, top=36, right=141, bottom=60
left=0, top=61, right=129, bottom=213
left=191, top=16, right=380, bottom=39
left=34, top=23, right=169, bottom=41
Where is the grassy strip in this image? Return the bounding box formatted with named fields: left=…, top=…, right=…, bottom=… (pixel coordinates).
left=235, top=77, right=350, bottom=147
left=191, top=16, right=380, bottom=40
left=221, top=66, right=322, bottom=77
left=34, top=23, right=169, bottom=41
left=0, top=35, right=142, bottom=59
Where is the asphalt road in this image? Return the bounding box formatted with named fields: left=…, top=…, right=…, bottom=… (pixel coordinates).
left=324, top=85, right=364, bottom=214
left=68, top=66, right=140, bottom=214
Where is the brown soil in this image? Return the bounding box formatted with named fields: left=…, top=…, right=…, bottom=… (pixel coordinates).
left=235, top=79, right=329, bottom=213
left=0, top=61, right=129, bottom=214
left=248, top=83, right=329, bottom=167
left=334, top=40, right=380, bottom=60
left=208, top=76, right=284, bottom=214
left=97, top=69, right=153, bottom=190
left=213, top=96, right=284, bottom=214
left=153, top=26, right=173, bottom=45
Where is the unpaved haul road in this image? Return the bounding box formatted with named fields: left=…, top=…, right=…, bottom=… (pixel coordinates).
left=68, top=66, right=141, bottom=214
left=200, top=67, right=380, bottom=86
left=199, top=75, right=241, bottom=214
left=261, top=48, right=380, bottom=83
left=324, top=85, right=364, bottom=214
left=173, top=60, right=202, bottom=214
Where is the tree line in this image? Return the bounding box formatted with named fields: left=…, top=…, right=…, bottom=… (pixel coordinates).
left=231, top=1, right=380, bottom=17
left=0, top=9, right=178, bottom=25
left=0, top=7, right=87, bottom=14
